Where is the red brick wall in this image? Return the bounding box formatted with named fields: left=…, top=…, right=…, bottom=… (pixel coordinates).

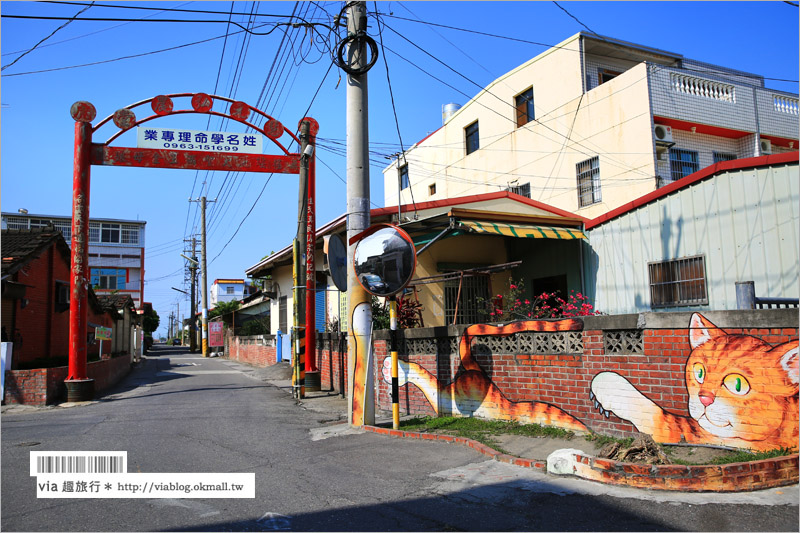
left=5, top=245, right=114, bottom=365
left=227, top=336, right=278, bottom=367
left=4, top=354, right=131, bottom=405
left=316, top=333, right=348, bottom=395
left=372, top=311, right=799, bottom=448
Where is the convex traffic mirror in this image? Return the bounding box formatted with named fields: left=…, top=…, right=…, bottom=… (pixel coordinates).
left=353, top=224, right=416, bottom=297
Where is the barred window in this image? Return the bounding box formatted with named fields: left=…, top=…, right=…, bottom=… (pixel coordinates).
left=509, top=182, right=531, bottom=198
left=576, top=156, right=601, bottom=207
left=648, top=255, right=708, bottom=307
left=669, top=148, right=699, bottom=181
left=121, top=224, right=139, bottom=244
left=52, top=220, right=72, bottom=240
left=89, top=222, right=101, bottom=243
left=445, top=275, right=489, bottom=325
left=4, top=216, right=29, bottom=230
left=713, top=152, right=737, bottom=163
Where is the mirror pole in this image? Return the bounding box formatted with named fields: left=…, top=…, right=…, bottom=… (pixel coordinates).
left=389, top=295, right=399, bottom=430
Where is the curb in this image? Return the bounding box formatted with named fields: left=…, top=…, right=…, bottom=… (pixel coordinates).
left=363, top=425, right=546, bottom=469
left=362, top=425, right=799, bottom=492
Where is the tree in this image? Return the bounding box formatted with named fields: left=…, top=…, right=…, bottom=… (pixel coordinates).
left=208, top=300, right=241, bottom=328
left=142, top=307, right=160, bottom=334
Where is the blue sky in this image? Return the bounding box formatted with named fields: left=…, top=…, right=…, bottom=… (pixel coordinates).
left=2, top=1, right=797, bottom=338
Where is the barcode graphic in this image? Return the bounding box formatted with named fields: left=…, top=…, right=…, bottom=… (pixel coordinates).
left=30, top=452, right=127, bottom=476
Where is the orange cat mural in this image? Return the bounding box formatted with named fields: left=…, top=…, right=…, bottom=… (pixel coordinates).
left=591, top=313, right=798, bottom=451
left=381, top=320, right=588, bottom=432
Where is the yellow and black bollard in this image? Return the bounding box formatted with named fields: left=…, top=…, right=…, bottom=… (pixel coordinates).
left=389, top=296, right=399, bottom=430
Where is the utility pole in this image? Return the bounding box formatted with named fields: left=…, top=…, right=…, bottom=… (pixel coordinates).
left=190, top=196, right=215, bottom=357
left=345, top=1, right=374, bottom=426
left=190, top=237, right=198, bottom=353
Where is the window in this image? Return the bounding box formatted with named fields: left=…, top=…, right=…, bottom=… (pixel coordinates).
left=515, top=88, right=534, bottom=127
left=669, top=148, right=699, bottom=181
left=278, top=296, right=288, bottom=333
left=101, top=223, right=120, bottom=243
left=509, top=182, right=531, bottom=198
left=598, top=69, right=622, bottom=85
left=465, top=121, right=479, bottom=155
left=121, top=224, right=140, bottom=244
left=89, top=222, right=101, bottom=243
left=445, top=275, right=489, bottom=325
left=90, top=268, right=126, bottom=290
left=648, top=255, right=708, bottom=307
left=226, top=286, right=235, bottom=295
left=4, top=216, right=29, bottom=230
left=55, top=281, right=69, bottom=313
left=52, top=220, right=71, bottom=240
left=428, top=183, right=436, bottom=196
left=713, top=152, right=737, bottom=163
left=576, top=156, right=601, bottom=207
left=399, top=164, right=410, bottom=190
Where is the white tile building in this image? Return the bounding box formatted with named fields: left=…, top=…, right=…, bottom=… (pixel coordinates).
left=1, top=212, right=146, bottom=308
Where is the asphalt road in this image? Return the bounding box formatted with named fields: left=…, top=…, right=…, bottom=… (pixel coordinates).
left=2, top=344, right=798, bottom=532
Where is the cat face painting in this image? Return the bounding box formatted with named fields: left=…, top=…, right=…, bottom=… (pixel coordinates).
left=685, top=313, right=798, bottom=444
left=591, top=313, right=798, bottom=451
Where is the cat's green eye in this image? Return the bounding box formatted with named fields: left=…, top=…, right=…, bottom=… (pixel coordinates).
left=723, top=374, right=750, bottom=395
left=692, top=363, right=706, bottom=384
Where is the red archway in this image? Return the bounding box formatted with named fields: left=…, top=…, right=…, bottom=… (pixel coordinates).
left=68, top=93, right=319, bottom=400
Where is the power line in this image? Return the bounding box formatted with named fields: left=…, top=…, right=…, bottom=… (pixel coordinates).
left=2, top=1, right=95, bottom=71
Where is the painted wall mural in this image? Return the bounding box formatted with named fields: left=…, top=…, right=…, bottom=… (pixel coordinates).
left=380, top=313, right=799, bottom=451
left=591, top=313, right=798, bottom=452
left=381, top=320, right=589, bottom=432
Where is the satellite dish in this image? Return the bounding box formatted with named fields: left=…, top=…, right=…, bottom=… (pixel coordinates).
left=324, top=233, right=348, bottom=292
left=353, top=224, right=416, bottom=297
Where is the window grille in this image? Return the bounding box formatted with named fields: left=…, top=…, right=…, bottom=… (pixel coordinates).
left=399, top=164, right=409, bottom=189
left=509, top=182, right=531, bottom=198
left=226, top=287, right=235, bottom=294
left=648, top=255, right=708, bottom=307
left=89, top=222, right=101, bottom=243
left=465, top=121, right=479, bottom=155
left=4, top=216, right=29, bottom=230
left=444, top=275, right=489, bottom=325
left=515, top=88, right=534, bottom=128
left=713, top=152, right=737, bottom=163
left=121, top=224, right=140, bottom=244
left=669, top=148, right=699, bottom=181
left=52, top=220, right=71, bottom=240
left=29, top=219, right=50, bottom=228
left=576, top=156, right=601, bottom=207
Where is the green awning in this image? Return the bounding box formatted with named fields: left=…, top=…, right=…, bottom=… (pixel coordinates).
left=459, top=220, right=586, bottom=240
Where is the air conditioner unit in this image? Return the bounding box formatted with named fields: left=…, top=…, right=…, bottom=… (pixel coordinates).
left=760, top=139, right=772, bottom=155
left=653, top=124, right=673, bottom=143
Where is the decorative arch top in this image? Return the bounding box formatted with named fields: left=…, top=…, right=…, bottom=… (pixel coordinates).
left=88, top=93, right=301, bottom=156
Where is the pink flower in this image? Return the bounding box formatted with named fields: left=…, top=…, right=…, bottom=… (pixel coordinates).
left=510, top=284, right=518, bottom=290
left=524, top=299, right=530, bottom=305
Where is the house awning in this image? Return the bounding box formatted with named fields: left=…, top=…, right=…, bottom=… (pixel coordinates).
left=458, top=220, right=586, bottom=240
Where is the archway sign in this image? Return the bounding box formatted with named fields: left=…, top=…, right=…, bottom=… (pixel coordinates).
left=67, top=93, right=319, bottom=401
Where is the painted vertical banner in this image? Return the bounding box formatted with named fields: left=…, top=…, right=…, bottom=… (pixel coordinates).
left=209, top=321, right=225, bottom=347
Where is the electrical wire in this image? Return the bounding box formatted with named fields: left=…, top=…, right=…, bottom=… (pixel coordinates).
left=2, top=2, right=95, bottom=71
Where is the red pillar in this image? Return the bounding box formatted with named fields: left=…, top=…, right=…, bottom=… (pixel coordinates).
left=66, top=102, right=96, bottom=400
left=305, top=119, right=319, bottom=374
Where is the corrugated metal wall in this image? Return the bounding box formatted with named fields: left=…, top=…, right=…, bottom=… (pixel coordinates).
left=586, top=163, right=799, bottom=314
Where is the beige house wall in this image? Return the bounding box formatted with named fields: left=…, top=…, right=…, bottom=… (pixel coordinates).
left=387, top=37, right=657, bottom=220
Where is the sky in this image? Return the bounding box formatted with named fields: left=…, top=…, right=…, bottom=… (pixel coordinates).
left=2, top=1, right=797, bottom=338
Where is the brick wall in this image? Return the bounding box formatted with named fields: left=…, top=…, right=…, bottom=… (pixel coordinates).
left=227, top=335, right=279, bottom=367
left=316, top=332, right=348, bottom=395
left=372, top=309, right=799, bottom=450
left=4, top=354, right=132, bottom=405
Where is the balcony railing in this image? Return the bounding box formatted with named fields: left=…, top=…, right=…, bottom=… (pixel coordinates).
left=670, top=72, right=735, bottom=103
left=773, top=95, right=799, bottom=116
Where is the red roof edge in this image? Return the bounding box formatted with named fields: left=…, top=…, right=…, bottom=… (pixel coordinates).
left=371, top=190, right=587, bottom=222
left=585, top=152, right=799, bottom=230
